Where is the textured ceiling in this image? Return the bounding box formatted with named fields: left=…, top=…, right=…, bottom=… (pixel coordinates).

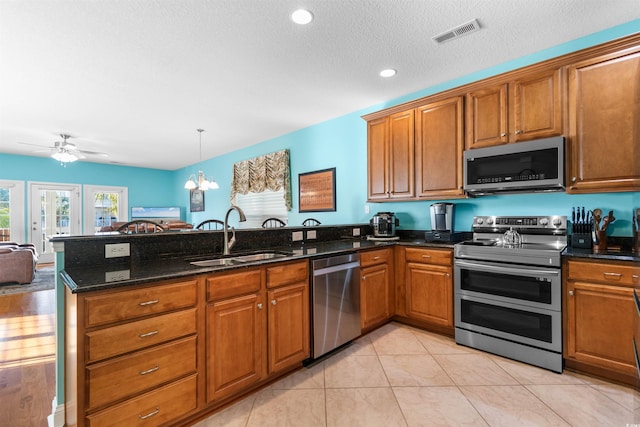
left=1, top=0, right=639, bottom=170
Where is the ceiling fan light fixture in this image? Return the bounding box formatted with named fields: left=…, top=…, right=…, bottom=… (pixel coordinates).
left=52, top=150, right=78, bottom=163
left=184, top=129, right=218, bottom=191
left=379, top=68, right=397, bottom=78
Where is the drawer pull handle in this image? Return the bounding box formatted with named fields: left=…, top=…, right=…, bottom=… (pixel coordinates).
left=633, top=275, right=639, bottom=282
left=139, top=299, right=159, bottom=306
left=138, top=330, right=159, bottom=338
left=139, top=408, right=160, bottom=420
left=139, top=365, right=159, bottom=375
left=422, top=255, right=431, bottom=259
left=373, top=256, right=380, bottom=260
left=603, top=272, right=622, bottom=280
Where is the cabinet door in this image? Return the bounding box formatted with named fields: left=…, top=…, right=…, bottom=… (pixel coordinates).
left=415, top=96, right=465, bottom=199
left=367, top=116, right=389, bottom=200
left=405, top=263, right=453, bottom=328
left=568, top=49, right=640, bottom=193
left=566, top=280, right=636, bottom=375
left=361, top=264, right=391, bottom=330
left=388, top=110, right=415, bottom=199
left=267, top=283, right=310, bottom=374
left=206, top=293, right=265, bottom=403
left=466, top=83, right=508, bottom=149
left=511, top=68, right=563, bottom=142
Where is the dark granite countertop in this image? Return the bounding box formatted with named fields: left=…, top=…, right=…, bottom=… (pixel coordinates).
left=562, top=246, right=639, bottom=263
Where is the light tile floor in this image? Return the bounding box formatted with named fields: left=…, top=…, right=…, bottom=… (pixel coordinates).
left=194, top=322, right=640, bottom=426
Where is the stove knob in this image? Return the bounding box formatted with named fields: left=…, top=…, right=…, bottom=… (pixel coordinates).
left=476, top=218, right=484, bottom=225
left=552, top=218, right=563, bottom=227
left=539, top=218, right=549, bottom=226
left=485, top=218, right=494, bottom=225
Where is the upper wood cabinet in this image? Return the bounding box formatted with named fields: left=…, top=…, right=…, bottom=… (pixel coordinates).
left=415, top=96, right=465, bottom=199
left=367, top=110, right=415, bottom=200
left=567, top=48, right=640, bottom=193
left=466, top=68, right=563, bottom=149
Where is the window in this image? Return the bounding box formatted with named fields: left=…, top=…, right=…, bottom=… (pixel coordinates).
left=235, top=189, right=288, bottom=228
left=230, top=149, right=292, bottom=228
left=83, top=185, right=128, bottom=233
left=0, top=180, right=25, bottom=242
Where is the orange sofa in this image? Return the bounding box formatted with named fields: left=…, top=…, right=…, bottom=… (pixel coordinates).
left=0, top=242, right=39, bottom=284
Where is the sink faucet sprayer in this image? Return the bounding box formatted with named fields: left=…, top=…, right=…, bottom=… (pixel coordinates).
left=223, top=205, right=247, bottom=255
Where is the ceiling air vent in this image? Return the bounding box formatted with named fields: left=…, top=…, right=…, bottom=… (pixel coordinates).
left=432, top=19, right=481, bottom=44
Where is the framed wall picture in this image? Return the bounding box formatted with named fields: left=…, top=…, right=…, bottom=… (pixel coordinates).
left=190, top=189, right=205, bottom=212
left=299, top=167, right=336, bottom=212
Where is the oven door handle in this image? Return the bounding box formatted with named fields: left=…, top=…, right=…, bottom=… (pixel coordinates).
left=455, top=260, right=560, bottom=277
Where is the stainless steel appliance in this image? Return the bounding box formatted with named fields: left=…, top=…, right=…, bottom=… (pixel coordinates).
left=454, top=215, right=567, bottom=373
left=370, top=212, right=399, bottom=237
left=311, top=253, right=361, bottom=358
left=424, top=203, right=469, bottom=243
left=463, top=136, right=565, bottom=196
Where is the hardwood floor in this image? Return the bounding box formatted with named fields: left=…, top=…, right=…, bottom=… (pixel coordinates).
left=0, top=288, right=56, bottom=427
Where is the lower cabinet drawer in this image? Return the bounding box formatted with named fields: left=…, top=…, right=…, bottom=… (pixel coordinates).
left=405, top=247, right=452, bottom=266
left=86, top=336, right=196, bottom=410
left=85, top=308, right=196, bottom=362
left=86, top=374, right=197, bottom=427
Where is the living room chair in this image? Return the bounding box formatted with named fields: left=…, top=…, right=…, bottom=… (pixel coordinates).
left=116, top=220, right=166, bottom=234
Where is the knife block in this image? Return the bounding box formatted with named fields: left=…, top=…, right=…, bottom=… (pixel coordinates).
left=571, top=233, right=592, bottom=249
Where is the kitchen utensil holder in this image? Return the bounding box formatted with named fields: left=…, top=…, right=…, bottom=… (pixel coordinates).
left=571, top=233, right=592, bottom=249
left=593, top=230, right=607, bottom=252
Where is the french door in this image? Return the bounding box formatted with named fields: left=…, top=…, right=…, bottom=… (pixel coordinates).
left=0, top=180, right=25, bottom=242
left=29, top=182, right=81, bottom=264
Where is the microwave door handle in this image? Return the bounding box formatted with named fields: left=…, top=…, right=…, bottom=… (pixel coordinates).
left=455, top=260, right=560, bottom=277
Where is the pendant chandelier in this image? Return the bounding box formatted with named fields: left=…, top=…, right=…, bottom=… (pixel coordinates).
left=184, top=129, right=219, bottom=191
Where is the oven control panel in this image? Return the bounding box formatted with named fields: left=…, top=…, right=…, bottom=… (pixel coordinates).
left=473, top=216, right=566, bottom=231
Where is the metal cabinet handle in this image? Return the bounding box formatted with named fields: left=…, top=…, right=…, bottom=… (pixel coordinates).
left=362, top=275, right=366, bottom=281
left=633, top=275, right=639, bottom=282
left=571, top=177, right=577, bottom=182
left=271, top=299, right=277, bottom=305
left=139, top=365, right=159, bottom=375
left=603, top=272, right=622, bottom=280
left=569, top=290, right=574, bottom=296
left=500, top=132, right=507, bottom=137
left=139, top=408, right=160, bottom=420
left=422, top=255, right=431, bottom=259
left=138, top=330, right=159, bottom=338
left=138, top=299, right=159, bottom=306
left=257, top=303, right=263, bottom=309
left=515, top=130, right=522, bottom=134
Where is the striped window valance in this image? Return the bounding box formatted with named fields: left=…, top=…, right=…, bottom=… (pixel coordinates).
left=230, top=149, right=292, bottom=210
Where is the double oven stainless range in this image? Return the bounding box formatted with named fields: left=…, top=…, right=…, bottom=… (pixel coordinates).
left=454, top=215, right=567, bottom=373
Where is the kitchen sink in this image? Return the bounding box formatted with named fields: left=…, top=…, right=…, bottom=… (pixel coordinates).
left=232, top=252, right=289, bottom=262
left=189, top=251, right=290, bottom=267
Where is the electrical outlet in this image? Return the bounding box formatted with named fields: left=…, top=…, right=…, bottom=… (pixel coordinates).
left=307, top=230, right=317, bottom=239
left=105, top=269, right=131, bottom=282
left=105, top=243, right=130, bottom=258
left=364, top=205, right=370, bottom=214
left=352, top=228, right=360, bottom=237
left=292, top=231, right=304, bottom=241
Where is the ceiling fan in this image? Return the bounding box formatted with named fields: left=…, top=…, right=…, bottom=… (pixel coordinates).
left=20, top=133, right=108, bottom=164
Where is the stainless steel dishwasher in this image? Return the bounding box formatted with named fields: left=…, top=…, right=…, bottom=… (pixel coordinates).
left=311, top=252, right=361, bottom=359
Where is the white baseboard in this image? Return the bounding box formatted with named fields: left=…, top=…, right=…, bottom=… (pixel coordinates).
left=47, top=397, right=65, bottom=427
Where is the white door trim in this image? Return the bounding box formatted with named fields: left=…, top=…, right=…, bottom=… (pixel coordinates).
left=0, top=179, right=26, bottom=242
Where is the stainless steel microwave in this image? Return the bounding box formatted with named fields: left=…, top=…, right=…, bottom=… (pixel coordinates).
left=463, top=136, right=565, bottom=196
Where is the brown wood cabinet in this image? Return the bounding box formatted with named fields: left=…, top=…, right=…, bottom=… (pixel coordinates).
left=65, top=277, right=200, bottom=427
left=206, top=260, right=309, bottom=403
left=567, top=47, right=640, bottom=193
left=360, top=248, right=394, bottom=331
left=564, top=259, right=640, bottom=385
left=466, top=68, right=563, bottom=149
left=415, top=96, right=465, bottom=199
left=403, top=247, right=454, bottom=333
left=367, top=110, right=415, bottom=200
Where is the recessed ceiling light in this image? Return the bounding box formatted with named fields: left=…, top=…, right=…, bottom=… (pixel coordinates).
left=379, top=69, right=397, bottom=78
left=291, top=9, right=313, bottom=25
